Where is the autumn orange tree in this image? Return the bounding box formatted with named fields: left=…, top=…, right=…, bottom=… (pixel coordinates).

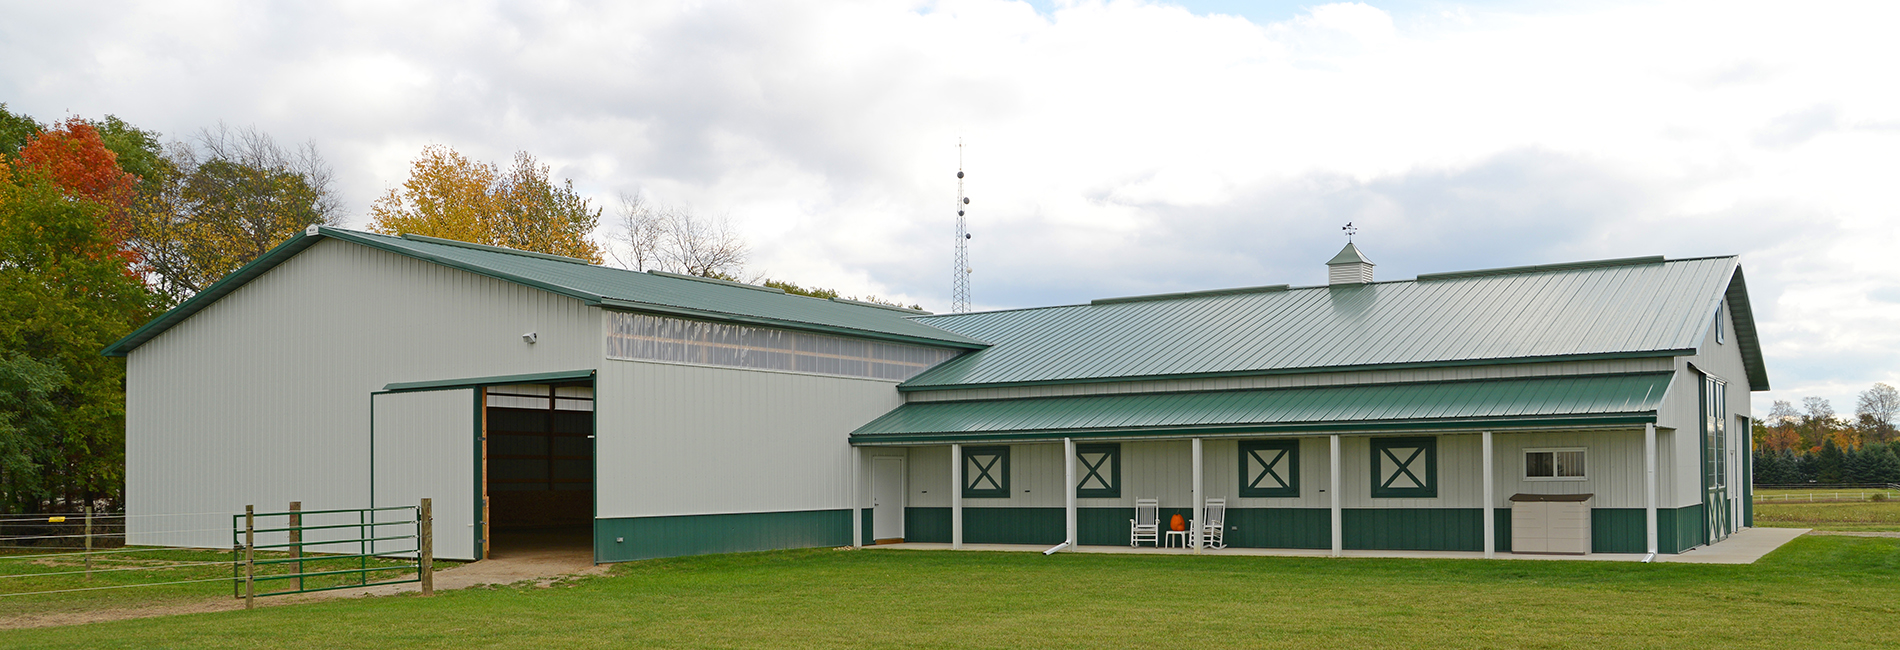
left=369, top=145, right=602, bottom=262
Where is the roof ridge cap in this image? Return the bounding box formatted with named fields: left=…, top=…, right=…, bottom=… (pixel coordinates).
left=395, top=232, right=594, bottom=265
left=1416, top=255, right=1666, bottom=281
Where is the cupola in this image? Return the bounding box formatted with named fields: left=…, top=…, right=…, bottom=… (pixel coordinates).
left=1327, top=243, right=1374, bottom=285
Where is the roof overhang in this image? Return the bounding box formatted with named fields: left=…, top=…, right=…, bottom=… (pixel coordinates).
left=853, top=372, right=1670, bottom=446
left=1724, top=266, right=1770, bottom=391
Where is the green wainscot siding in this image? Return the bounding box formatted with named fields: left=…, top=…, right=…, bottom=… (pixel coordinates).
left=1495, top=508, right=1512, bottom=553
left=1585, top=507, right=1703, bottom=554
left=1343, top=509, right=1485, bottom=551
left=963, top=508, right=1064, bottom=545
left=1673, top=504, right=1706, bottom=553
left=904, top=507, right=951, bottom=543
left=1222, top=508, right=1331, bottom=549
left=861, top=509, right=874, bottom=546
left=1078, top=508, right=1135, bottom=546
left=595, top=509, right=851, bottom=563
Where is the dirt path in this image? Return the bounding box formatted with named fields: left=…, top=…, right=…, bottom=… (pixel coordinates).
left=0, top=542, right=603, bottom=630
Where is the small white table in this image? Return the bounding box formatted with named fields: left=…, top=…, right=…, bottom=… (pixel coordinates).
left=1164, top=530, right=1189, bottom=548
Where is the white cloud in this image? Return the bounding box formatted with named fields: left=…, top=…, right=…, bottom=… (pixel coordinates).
left=3, top=0, right=1898, bottom=415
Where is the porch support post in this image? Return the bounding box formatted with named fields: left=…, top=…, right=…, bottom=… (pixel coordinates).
left=951, top=443, right=963, bottom=550
left=852, top=446, right=863, bottom=549
left=1330, top=434, right=1342, bottom=557
left=1064, top=437, right=1077, bottom=549
left=1482, top=430, right=1495, bottom=559
left=1645, top=423, right=1658, bottom=556
left=1192, top=437, right=1204, bottom=553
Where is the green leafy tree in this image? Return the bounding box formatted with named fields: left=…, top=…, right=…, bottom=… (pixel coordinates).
left=0, top=160, right=160, bottom=512
left=0, top=104, right=38, bottom=156
left=0, top=354, right=66, bottom=513
left=134, top=125, right=343, bottom=301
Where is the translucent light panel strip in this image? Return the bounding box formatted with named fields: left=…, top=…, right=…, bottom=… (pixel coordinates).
left=606, top=312, right=960, bottom=381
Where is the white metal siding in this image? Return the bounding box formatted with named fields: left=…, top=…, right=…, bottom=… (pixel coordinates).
left=592, top=359, right=902, bottom=519
left=1490, top=430, right=1648, bottom=509
left=125, top=239, right=600, bottom=549
left=1654, top=296, right=1751, bottom=508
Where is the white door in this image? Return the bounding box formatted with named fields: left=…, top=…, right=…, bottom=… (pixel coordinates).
left=372, top=389, right=478, bottom=560
left=872, top=457, right=905, bottom=542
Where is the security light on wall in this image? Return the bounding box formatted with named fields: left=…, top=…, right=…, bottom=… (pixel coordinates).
left=522, top=332, right=537, bottom=344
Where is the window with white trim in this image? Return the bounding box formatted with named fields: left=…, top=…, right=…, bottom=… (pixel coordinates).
left=1524, top=448, right=1586, bottom=480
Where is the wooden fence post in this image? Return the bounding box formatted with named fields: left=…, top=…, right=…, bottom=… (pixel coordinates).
left=244, top=505, right=255, bottom=610
left=83, top=505, right=93, bottom=579
left=420, top=498, right=434, bottom=596
left=288, top=501, right=302, bottom=593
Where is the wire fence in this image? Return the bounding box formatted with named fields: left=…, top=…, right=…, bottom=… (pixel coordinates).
left=0, top=500, right=435, bottom=607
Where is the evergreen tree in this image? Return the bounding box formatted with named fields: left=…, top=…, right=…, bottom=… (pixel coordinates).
left=1795, top=451, right=1818, bottom=483
left=1840, top=446, right=1865, bottom=484
left=1862, top=443, right=1900, bottom=484
left=1816, top=438, right=1844, bottom=483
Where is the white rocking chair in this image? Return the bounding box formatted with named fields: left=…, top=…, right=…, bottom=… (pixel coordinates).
left=1197, top=498, right=1227, bottom=550
left=1130, top=498, right=1161, bottom=547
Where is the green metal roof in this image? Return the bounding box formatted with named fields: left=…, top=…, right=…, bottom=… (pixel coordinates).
left=103, top=227, right=987, bottom=356
left=1326, top=242, right=1373, bottom=266
left=852, top=372, right=1671, bottom=445
left=904, top=255, right=1768, bottom=391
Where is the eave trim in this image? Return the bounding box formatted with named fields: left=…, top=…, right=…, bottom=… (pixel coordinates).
left=849, top=413, right=1659, bottom=446
left=382, top=369, right=597, bottom=392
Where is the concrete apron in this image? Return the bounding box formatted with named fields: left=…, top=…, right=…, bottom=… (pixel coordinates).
left=865, top=526, right=1811, bottom=565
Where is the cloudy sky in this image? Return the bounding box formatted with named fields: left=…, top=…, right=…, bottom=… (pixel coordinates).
left=4, top=0, right=1896, bottom=417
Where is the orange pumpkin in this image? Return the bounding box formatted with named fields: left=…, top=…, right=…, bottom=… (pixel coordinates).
left=1169, top=514, right=1186, bottom=531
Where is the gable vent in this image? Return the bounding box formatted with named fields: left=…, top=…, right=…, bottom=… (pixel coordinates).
left=1327, top=243, right=1374, bottom=285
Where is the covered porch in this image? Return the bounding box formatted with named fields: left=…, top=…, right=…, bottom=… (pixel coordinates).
left=852, top=372, right=1695, bottom=558
left=858, top=525, right=1806, bottom=564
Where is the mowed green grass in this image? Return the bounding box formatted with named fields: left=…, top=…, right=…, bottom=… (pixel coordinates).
left=0, top=547, right=423, bottom=618
left=1755, top=499, right=1900, bottom=531
left=4, top=535, right=1898, bottom=649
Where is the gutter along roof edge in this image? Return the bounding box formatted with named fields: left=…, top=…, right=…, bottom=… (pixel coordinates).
left=896, top=349, right=1690, bottom=392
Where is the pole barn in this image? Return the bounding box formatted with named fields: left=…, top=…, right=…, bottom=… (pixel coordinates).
left=112, top=228, right=1767, bottom=562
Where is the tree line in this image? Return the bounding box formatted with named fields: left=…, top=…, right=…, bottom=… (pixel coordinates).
left=1752, top=383, right=1900, bottom=485
left=0, top=106, right=919, bottom=514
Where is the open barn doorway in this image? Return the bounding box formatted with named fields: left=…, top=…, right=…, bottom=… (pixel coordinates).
left=482, top=381, right=595, bottom=560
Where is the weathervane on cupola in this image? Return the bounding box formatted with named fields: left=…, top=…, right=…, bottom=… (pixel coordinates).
left=1327, top=222, right=1374, bottom=285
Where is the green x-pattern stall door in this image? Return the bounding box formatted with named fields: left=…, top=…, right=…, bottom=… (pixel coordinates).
left=1370, top=437, right=1437, bottom=499
left=1239, top=440, right=1299, bottom=498
left=962, top=446, right=1010, bottom=498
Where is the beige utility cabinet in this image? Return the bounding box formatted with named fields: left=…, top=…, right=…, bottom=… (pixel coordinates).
left=1510, top=493, right=1593, bottom=554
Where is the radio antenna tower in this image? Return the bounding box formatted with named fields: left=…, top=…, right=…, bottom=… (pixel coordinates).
left=952, top=141, right=972, bottom=313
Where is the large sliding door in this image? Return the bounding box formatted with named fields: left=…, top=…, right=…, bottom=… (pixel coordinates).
left=372, top=388, right=480, bottom=560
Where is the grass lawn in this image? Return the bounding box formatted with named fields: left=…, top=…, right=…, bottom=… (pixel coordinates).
left=1754, top=499, right=1900, bottom=531
left=3, top=535, right=1897, bottom=649
left=0, top=547, right=424, bottom=618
